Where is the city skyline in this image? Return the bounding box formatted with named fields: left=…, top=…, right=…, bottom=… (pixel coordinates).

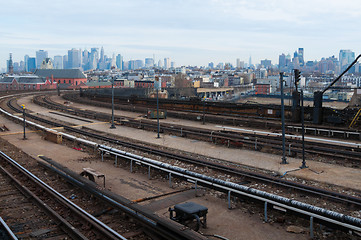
left=1, top=0, right=361, bottom=69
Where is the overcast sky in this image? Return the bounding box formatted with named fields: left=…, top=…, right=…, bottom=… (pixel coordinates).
left=1, top=0, right=361, bottom=69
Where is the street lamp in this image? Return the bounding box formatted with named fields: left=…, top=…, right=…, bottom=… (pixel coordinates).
left=280, top=72, right=288, bottom=164
left=156, top=76, right=160, bottom=138
left=21, top=104, right=26, bottom=140
left=110, top=77, right=116, bottom=129
left=202, top=95, right=206, bottom=125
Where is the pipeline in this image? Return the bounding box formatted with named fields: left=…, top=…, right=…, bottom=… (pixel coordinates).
left=99, top=145, right=361, bottom=229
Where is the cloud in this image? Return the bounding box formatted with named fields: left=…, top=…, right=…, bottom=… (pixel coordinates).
left=1, top=0, right=361, bottom=68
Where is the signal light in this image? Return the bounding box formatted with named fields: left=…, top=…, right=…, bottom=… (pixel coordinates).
left=294, top=69, right=301, bottom=84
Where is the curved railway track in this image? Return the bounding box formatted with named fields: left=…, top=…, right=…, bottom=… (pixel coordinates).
left=69, top=92, right=361, bottom=140
left=4, top=95, right=361, bottom=208
left=34, top=95, right=361, bottom=163
left=2, top=93, right=361, bottom=237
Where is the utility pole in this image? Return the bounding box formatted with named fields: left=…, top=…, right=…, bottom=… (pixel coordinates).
left=202, top=96, right=205, bottom=125
left=110, top=77, right=116, bottom=129
left=280, top=72, right=288, bottom=164
left=156, top=76, right=160, bottom=138
left=300, top=89, right=308, bottom=169
left=21, top=104, right=26, bottom=140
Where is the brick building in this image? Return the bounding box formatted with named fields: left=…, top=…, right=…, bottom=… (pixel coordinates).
left=34, top=69, right=87, bottom=89
left=0, top=75, right=57, bottom=91
left=255, top=84, right=271, bottom=95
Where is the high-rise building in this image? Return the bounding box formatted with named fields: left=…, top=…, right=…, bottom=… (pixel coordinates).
left=68, top=48, right=82, bottom=69
left=298, top=48, right=304, bottom=66
left=24, top=55, right=29, bottom=72
left=339, top=50, right=355, bottom=71
left=145, top=58, right=154, bottom=68
left=164, top=58, right=170, bottom=69
left=236, top=58, right=240, bottom=68
left=171, top=62, right=175, bottom=68
left=260, top=59, right=272, bottom=69
left=63, top=55, right=68, bottom=69
left=279, top=53, right=286, bottom=69
left=36, top=50, right=48, bottom=69
left=89, top=48, right=99, bottom=70
left=7, top=53, right=13, bottom=74
left=27, top=57, right=36, bottom=72
left=208, top=62, right=214, bottom=69
left=116, top=54, right=123, bottom=70
left=53, top=55, right=63, bottom=69
left=111, top=53, right=116, bottom=68
left=100, top=46, right=105, bottom=63
left=82, top=50, right=89, bottom=70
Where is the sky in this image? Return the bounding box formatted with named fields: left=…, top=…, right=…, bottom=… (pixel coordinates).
left=1, top=0, right=361, bottom=69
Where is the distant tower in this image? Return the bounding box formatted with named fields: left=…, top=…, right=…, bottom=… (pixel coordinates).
left=164, top=58, right=170, bottom=69
left=298, top=48, right=304, bottom=66
left=249, top=55, right=252, bottom=67
left=100, top=46, right=105, bottom=62
left=36, top=50, right=48, bottom=69
left=8, top=53, right=14, bottom=74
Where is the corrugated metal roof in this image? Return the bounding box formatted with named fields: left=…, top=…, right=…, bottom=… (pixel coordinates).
left=0, top=76, right=47, bottom=84
left=86, top=81, right=112, bottom=87
left=34, top=69, right=86, bottom=79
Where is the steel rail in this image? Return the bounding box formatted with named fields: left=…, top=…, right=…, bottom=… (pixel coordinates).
left=5, top=96, right=361, bottom=207
left=66, top=92, right=361, bottom=139
left=0, top=150, right=127, bottom=240
left=1, top=94, right=207, bottom=240
left=35, top=95, right=361, bottom=161
left=0, top=217, right=18, bottom=240
left=2, top=95, right=361, bottom=237
left=38, top=156, right=208, bottom=240
left=0, top=165, right=88, bottom=240
left=98, top=145, right=361, bottom=233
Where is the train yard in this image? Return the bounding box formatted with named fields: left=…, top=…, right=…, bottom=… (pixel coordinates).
left=0, top=91, right=360, bottom=239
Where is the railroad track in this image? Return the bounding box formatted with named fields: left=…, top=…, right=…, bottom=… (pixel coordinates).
left=2, top=94, right=361, bottom=238
left=66, top=92, right=361, bottom=140
left=34, top=95, right=361, bottom=163
left=0, top=150, right=127, bottom=240
left=6, top=95, right=361, bottom=208
left=1, top=94, right=209, bottom=240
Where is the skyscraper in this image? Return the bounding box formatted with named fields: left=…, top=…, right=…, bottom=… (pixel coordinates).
left=27, top=57, right=36, bottom=72
left=36, top=50, right=48, bottom=69
left=7, top=53, right=13, bottom=74
left=145, top=58, right=154, bottom=68
left=164, top=58, right=170, bottom=69
left=298, top=48, right=304, bottom=66
left=24, top=55, right=29, bottom=72
left=53, top=55, right=63, bottom=69
left=100, top=46, right=105, bottom=63
left=279, top=53, right=286, bottom=69
left=89, top=48, right=99, bottom=70
left=116, top=54, right=123, bottom=70
left=82, top=50, right=89, bottom=70
left=339, top=50, right=355, bottom=71
left=63, top=55, right=68, bottom=69
left=68, top=48, right=82, bottom=69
